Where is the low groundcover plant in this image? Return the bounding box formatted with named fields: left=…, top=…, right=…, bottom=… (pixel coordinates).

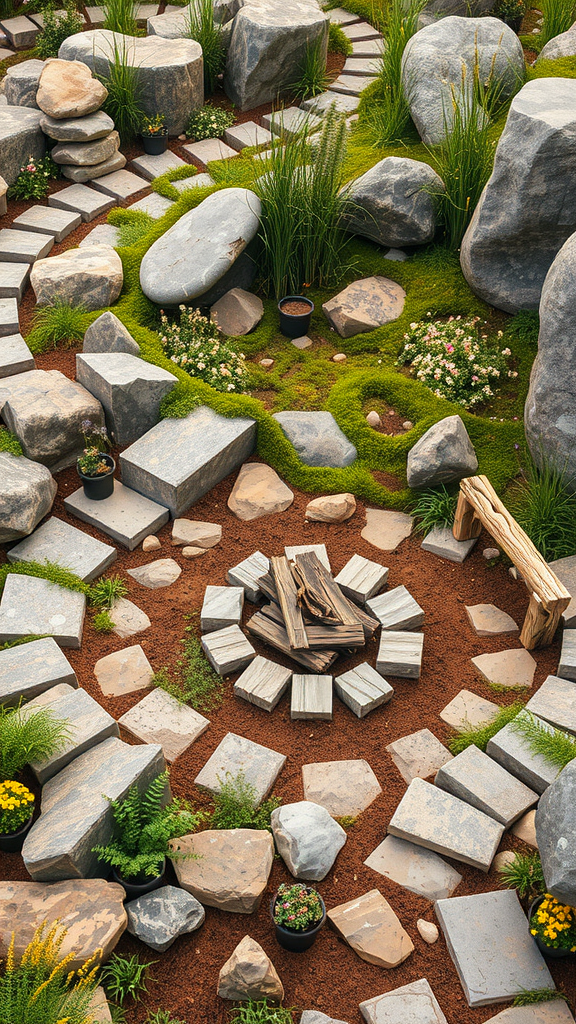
left=186, top=104, right=234, bottom=141
left=0, top=780, right=35, bottom=834
left=160, top=305, right=248, bottom=393
left=8, top=155, right=59, bottom=200
left=273, top=883, right=323, bottom=932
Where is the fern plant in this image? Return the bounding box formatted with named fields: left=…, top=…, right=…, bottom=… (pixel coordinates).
left=0, top=703, right=72, bottom=778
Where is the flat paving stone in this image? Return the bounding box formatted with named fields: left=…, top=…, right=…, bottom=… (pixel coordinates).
left=367, top=585, right=424, bottom=631
left=302, top=89, right=360, bottom=115
left=329, top=6, right=361, bottom=23
left=0, top=261, right=30, bottom=303
left=0, top=227, right=54, bottom=263
left=78, top=223, right=120, bottom=248
left=285, top=543, right=331, bottom=571
left=182, top=138, right=238, bottom=165
left=227, top=550, right=270, bottom=602
left=472, top=648, right=537, bottom=689
left=0, top=296, right=19, bottom=336
left=0, top=636, right=77, bottom=707
left=11, top=206, right=81, bottom=242
left=291, top=674, right=333, bottom=720
left=109, top=596, right=150, bottom=638
left=421, top=526, right=477, bottom=564
left=172, top=828, right=274, bottom=913
left=301, top=1014, right=350, bottom=1024
left=64, top=481, right=169, bottom=551
left=329, top=73, right=374, bottom=96
left=364, top=834, right=462, bottom=901
left=388, top=777, right=504, bottom=871
left=335, top=662, right=393, bottom=718
left=172, top=172, right=215, bottom=192
left=361, top=508, right=413, bottom=551
left=85, top=4, right=106, bottom=21
left=8, top=515, right=116, bottom=582
left=328, top=888, right=413, bottom=968
left=350, top=36, right=384, bottom=56
left=126, top=884, right=205, bottom=952
left=224, top=121, right=273, bottom=150
left=525, top=674, right=576, bottom=734
left=129, top=192, right=174, bottom=218
left=342, top=56, right=380, bottom=75
left=465, top=604, right=519, bottom=637
left=335, top=553, right=388, bottom=605
left=201, top=624, right=255, bottom=676
left=341, top=20, right=382, bottom=40
left=0, top=574, right=86, bottom=649
left=127, top=558, right=182, bottom=589
left=558, top=629, right=576, bottom=681
left=201, top=584, right=244, bottom=634
left=234, top=655, right=292, bottom=711
left=435, top=889, right=554, bottom=1007
left=94, top=643, right=154, bottom=697
left=302, top=758, right=381, bottom=817
left=439, top=689, right=500, bottom=731
left=549, top=555, right=576, bottom=628
left=0, top=14, right=39, bottom=47
left=119, top=687, right=209, bottom=761
left=386, top=729, right=452, bottom=784
left=172, top=519, right=221, bottom=548
left=485, top=1005, right=576, bottom=1024
left=262, top=106, right=323, bottom=139
left=435, top=743, right=538, bottom=827
left=195, top=731, right=285, bottom=803
left=90, top=169, right=149, bottom=200
left=130, top=149, right=186, bottom=181
left=377, top=630, right=424, bottom=678
left=0, top=332, right=34, bottom=377
left=360, top=978, right=448, bottom=1024
left=75, top=351, right=177, bottom=445
left=29, top=684, right=118, bottom=783
left=486, top=710, right=562, bottom=794
left=49, top=184, right=115, bottom=222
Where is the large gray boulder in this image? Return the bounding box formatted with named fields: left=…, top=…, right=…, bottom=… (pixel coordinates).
left=31, top=244, right=123, bottom=311
left=270, top=801, right=347, bottom=880
left=538, top=23, right=576, bottom=61
left=407, top=414, right=478, bottom=489
left=461, top=78, right=576, bottom=313
left=401, top=16, right=524, bottom=145
left=344, top=156, right=444, bottom=247
left=58, top=31, right=203, bottom=135
left=140, top=187, right=261, bottom=306
left=83, top=311, right=140, bottom=356
left=4, top=59, right=45, bottom=108
left=0, top=451, right=57, bottom=543
left=535, top=759, right=576, bottom=906
left=0, top=105, right=45, bottom=186
left=76, top=352, right=177, bottom=445
left=224, top=0, right=329, bottom=111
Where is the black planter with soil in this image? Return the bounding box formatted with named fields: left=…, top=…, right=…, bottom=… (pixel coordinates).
left=141, top=133, right=169, bottom=155
left=278, top=295, right=314, bottom=338
left=0, top=813, right=34, bottom=853
left=271, top=894, right=326, bottom=952
left=528, top=896, right=576, bottom=960
left=77, top=453, right=116, bottom=501
left=112, top=862, right=166, bottom=901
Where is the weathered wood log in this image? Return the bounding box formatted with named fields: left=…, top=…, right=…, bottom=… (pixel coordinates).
left=292, top=551, right=363, bottom=627
left=271, top=555, right=308, bottom=650
left=258, top=571, right=278, bottom=605
left=246, top=611, right=339, bottom=672
left=453, top=491, right=482, bottom=540
left=261, top=602, right=365, bottom=650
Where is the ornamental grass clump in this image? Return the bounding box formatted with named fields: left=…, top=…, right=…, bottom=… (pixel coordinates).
left=291, top=37, right=331, bottom=100
left=507, top=455, right=576, bottom=562
left=0, top=780, right=35, bottom=834
left=0, top=703, right=72, bottom=779
left=160, top=305, right=248, bottom=393
left=530, top=894, right=576, bottom=953
left=539, top=0, right=576, bottom=46
left=186, top=0, right=225, bottom=94
left=273, top=883, right=323, bottom=932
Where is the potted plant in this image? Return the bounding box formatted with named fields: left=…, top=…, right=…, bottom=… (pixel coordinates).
left=278, top=295, right=314, bottom=339
left=92, top=770, right=205, bottom=900
left=496, top=0, right=525, bottom=32
left=141, top=113, right=169, bottom=155
left=0, top=780, right=35, bottom=853
left=77, top=420, right=115, bottom=501
left=271, top=882, right=326, bottom=952
left=529, top=893, right=576, bottom=960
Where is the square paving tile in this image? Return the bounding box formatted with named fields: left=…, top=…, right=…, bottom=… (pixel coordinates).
left=351, top=37, right=384, bottom=56
left=227, top=550, right=270, bottom=602
left=201, top=623, right=255, bottom=676
left=439, top=689, right=500, bottom=731
left=0, top=635, right=77, bottom=707
left=63, top=481, right=169, bottom=551
left=119, top=687, right=209, bottom=761
left=182, top=138, right=238, bottom=165
left=0, top=261, right=30, bottom=303
left=0, top=227, right=54, bottom=263
left=78, top=223, right=120, bottom=248
left=386, top=728, right=452, bottom=783
left=224, top=121, right=273, bottom=150
left=334, top=553, right=388, bottom=605
left=194, top=731, right=286, bottom=803
left=328, top=888, right=413, bottom=968
left=367, top=586, right=424, bottom=631
left=11, top=206, right=81, bottom=243
left=525, top=674, right=576, bottom=734
left=7, top=516, right=117, bottom=582
left=200, top=585, right=244, bottom=634
left=130, top=150, right=186, bottom=181
left=0, top=296, right=19, bottom=336
left=465, top=604, right=519, bottom=637
left=172, top=173, right=215, bottom=192
left=291, top=674, right=333, bottom=720
left=377, top=630, right=424, bottom=678
left=328, top=6, right=360, bottom=23
left=0, top=574, right=86, bottom=649
left=364, top=834, right=462, bottom=901
left=435, top=743, right=538, bottom=827
left=94, top=643, right=154, bottom=696
left=262, top=106, right=323, bottom=139
left=360, top=978, right=448, bottom=1024
left=421, top=527, right=477, bottom=564
left=486, top=710, right=562, bottom=794
left=341, top=20, right=382, bottom=40
left=471, top=648, right=537, bottom=689
left=0, top=333, right=34, bottom=377
left=233, top=655, right=292, bottom=711
left=49, top=184, right=115, bottom=222
left=129, top=192, right=174, bottom=218
left=90, top=169, right=149, bottom=200
left=559, top=628, right=576, bottom=681
left=302, top=758, right=381, bottom=817
left=329, top=74, right=374, bottom=96
left=335, top=662, right=393, bottom=718
left=361, top=508, right=413, bottom=552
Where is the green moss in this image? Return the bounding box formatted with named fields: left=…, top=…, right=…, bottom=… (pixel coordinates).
left=328, top=22, right=353, bottom=56
left=528, top=55, right=576, bottom=79
left=0, top=635, right=50, bottom=651
left=0, top=560, right=90, bottom=598
left=0, top=428, right=23, bottom=457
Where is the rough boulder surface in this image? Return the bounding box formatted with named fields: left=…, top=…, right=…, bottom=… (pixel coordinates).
left=83, top=311, right=140, bottom=356
left=322, top=277, right=406, bottom=338
left=271, top=801, right=347, bottom=880
left=538, top=22, right=576, bottom=61
left=217, top=935, right=284, bottom=1002
left=31, top=244, right=123, bottom=310
left=536, top=749, right=576, bottom=906
left=0, top=451, right=57, bottom=542
left=419, top=0, right=493, bottom=22
left=407, top=414, right=478, bottom=489
left=0, top=106, right=46, bottom=186
left=4, top=59, right=45, bottom=107
left=345, top=157, right=444, bottom=247
left=36, top=59, right=108, bottom=120
left=461, top=78, right=576, bottom=313
left=126, top=885, right=205, bottom=951
left=227, top=462, right=294, bottom=521
left=211, top=287, right=264, bottom=336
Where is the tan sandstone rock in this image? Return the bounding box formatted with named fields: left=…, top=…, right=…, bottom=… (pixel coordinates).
left=171, top=828, right=274, bottom=913
left=142, top=535, right=161, bottom=552
left=305, top=493, right=356, bottom=523
left=327, top=889, right=414, bottom=968
left=37, top=59, right=108, bottom=120
left=211, top=287, right=264, bottom=336
left=94, top=644, right=154, bottom=697
left=171, top=519, right=222, bottom=548
left=227, top=463, right=294, bottom=521
left=217, top=935, right=284, bottom=1002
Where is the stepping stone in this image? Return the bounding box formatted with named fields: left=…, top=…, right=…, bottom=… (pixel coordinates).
left=49, top=183, right=115, bottom=222
left=0, top=574, right=86, bottom=649
left=262, top=106, right=323, bottom=139
left=511, top=809, right=537, bottom=847
left=7, top=515, right=116, bottom=582
left=323, top=276, right=406, bottom=338
left=94, top=644, right=154, bottom=697
left=224, top=121, right=273, bottom=150
left=172, top=172, right=215, bottom=192
left=291, top=674, right=333, bottom=720
left=182, top=138, right=238, bottom=165
left=472, top=649, right=537, bottom=689
left=11, top=206, right=81, bottom=243
left=435, top=744, right=538, bottom=827
left=135, top=2, right=159, bottom=17
left=439, top=689, right=500, bottom=731
left=0, top=297, right=19, bottom=336
left=0, top=14, right=39, bottom=47
left=549, top=555, right=576, bottom=628
left=172, top=828, right=274, bottom=913
left=466, top=604, right=519, bottom=637
left=301, top=1014, right=350, bottom=1024
left=291, top=335, right=311, bottom=350
left=342, top=56, right=380, bottom=75
left=195, top=731, right=285, bottom=802
left=487, top=710, right=562, bottom=794
left=525, top=674, right=576, bottom=734
left=227, top=462, right=294, bottom=521
left=90, top=169, right=149, bottom=200
left=0, top=333, right=34, bottom=377
left=335, top=553, right=388, bottom=605
left=435, top=890, right=554, bottom=1007
left=64, top=481, right=169, bottom=551
left=29, top=685, right=118, bottom=783
left=0, top=47, right=12, bottom=61
left=0, top=636, right=77, bottom=707
left=129, top=192, right=174, bottom=218
left=329, top=73, right=374, bottom=96
left=361, top=508, right=413, bottom=551
left=364, top=834, right=462, bottom=901
left=360, top=978, right=448, bottom=1024
left=76, top=352, right=177, bottom=445
left=120, top=405, right=256, bottom=516
left=367, top=586, right=424, bottom=631
left=119, top=687, right=209, bottom=761
left=421, top=526, right=477, bottom=564
left=271, top=801, right=346, bottom=880
left=234, top=655, right=292, bottom=711
left=329, top=7, right=361, bottom=24
left=485, top=1006, right=576, bottom=1024
left=218, top=934, right=284, bottom=1003
left=126, top=884, right=205, bottom=952
left=341, top=20, right=382, bottom=40
left=388, top=777, right=504, bottom=871
left=328, top=888, right=413, bottom=968
left=78, top=223, right=120, bottom=248
left=0, top=262, right=30, bottom=303
left=85, top=4, right=106, bottom=22
left=351, top=37, right=384, bottom=56
left=559, top=628, right=576, bottom=680
left=335, top=662, right=393, bottom=718
left=130, top=149, right=186, bottom=181
left=302, top=89, right=360, bottom=114
left=172, top=519, right=221, bottom=547
left=201, top=584, right=244, bottom=633
left=302, top=758, right=382, bottom=817
left=109, top=597, right=150, bottom=638
left=285, top=543, right=331, bottom=571
left=273, top=411, right=356, bottom=468
left=377, top=630, right=424, bottom=678
left=227, top=550, right=270, bottom=602
left=22, top=736, right=164, bottom=880
left=386, top=729, right=452, bottom=783
left=0, top=227, right=54, bottom=263
left=127, top=558, right=181, bottom=589
left=201, top=624, right=255, bottom=676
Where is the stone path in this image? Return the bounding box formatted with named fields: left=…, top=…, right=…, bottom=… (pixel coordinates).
left=471, top=648, right=537, bottom=689
left=8, top=514, right=116, bottom=581
left=119, top=687, right=209, bottom=761
left=386, top=728, right=452, bottom=784
left=487, top=709, right=563, bottom=794
left=434, top=743, right=538, bottom=827
left=0, top=636, right=77, bottom=706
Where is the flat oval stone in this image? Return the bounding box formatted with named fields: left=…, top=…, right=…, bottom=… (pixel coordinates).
left=39, top=110, right=115, bottom=142
left=139, top=188, right=261, bottom=306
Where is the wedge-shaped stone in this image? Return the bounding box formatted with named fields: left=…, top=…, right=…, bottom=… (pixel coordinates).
left=30, top=685, right=119, bottom=783
left=360, top=978, right=448, bottom=1024
left=435, top=744, right=538, bottom=827
left=234, top=655, right=292, bottom=711
left=335, top=662, right=393, bottom=718
left=274, top=411, right=356, bottom=468
left=0, top=226, right=54, bottom=263
left=323, top=276, right=406, bottom=338
left=386, top=729, right=452, bottom=783
left=0, top=449, right=56, bottom=543
left=195, top=732, right=285, bottom=802
left=466, top=604, right=519, bottom=637
left=377, top=630, right=423, bottom=678
left=487, top=711, right=561, bottom=794
left=0, top=262, right=30, bottom=303
left=334, top=553, right=388, bottom=605
left=472, top=648, right=537, bottom=689
left=0, top=636, right=77, bottom=707
left=83, top=311, right=140, bottom=357
left=22, top=737, right=165, bottom=880
left=367, top=586, right=424, bottom=631
left=421, top=527, right=477, bottom=564
left=388, top=777, right=504, bottom=872
left=227, top=549, right=269, bottom=602
left=291, top=674, right=333, bottom=720
left=364, top=834, right=462, bottom=901
left=558, top=629, right=576, bottom=681
left=271, top=801, right=346, bottom=880
left=302, top=758, right=381, bottom=818
left=119, top=687, right=209, bottom=761
left=126, top=884, right=204, bottom=951
left=0, top=574, right=86, bottom=649
left=218, top=934, right=284, bottom=1002
left=305, top=492, right=356, bottom=524
left=328, top=889, right=413, bottom=968
left=94, top=643, right=154, bottom=697
left=201, top=624, right=255, bottom=676
left=76, top=352, right=177, bottom=445
left=48, top=183, right=115, bottom=222
left=64, top=481, right=169, bottom=551
left=8, top=515, right=116, bottom=582
left=227, top=462, right=293, bottom=520
left=439, top=689, right=499, bottom=731
left=171, top=828, right=274, bottom=912
left=525, top=674, right=576, bottom=734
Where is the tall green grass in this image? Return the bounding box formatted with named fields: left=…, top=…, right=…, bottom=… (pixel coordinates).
left=100, top=38, right=144, bottom=143
left=27, top=298, right=89, bottom=353
left=507, top=454, right=576, bottom=561
left=102, top=0, right=137, bottom=34
left=292, top=36, right=331, bottom=100
left=540, top=0, right=576, bottom=46
left=186, top=0, right=225, bottom=94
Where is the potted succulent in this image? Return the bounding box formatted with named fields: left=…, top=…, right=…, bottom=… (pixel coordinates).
left=141, top=113, right=169, bottom=155
left=0, top=780, right=35, bottom=853
left=77, top=420, right=115, bottom=501
left=529, top=893, right=576, bottom=960
left=278, top=295, right=314, bottom=338
left=271, top=882, right=326, bottom=952
left=496, top=0, right=525, bottom=32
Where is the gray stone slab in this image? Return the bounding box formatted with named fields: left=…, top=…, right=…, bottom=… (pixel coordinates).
left=201, top=624, right=255, bottom=676
left=224, top=121, right=273, bottom=151
left=85, top=5, right=106, bottom=22
left=558, top=628, right=576, bottom=680
left=525, top=674, right=576, bottom=734
left=129, top=192, right=174, bottom=218
left=351, top=37, right=384, bottom=56
left=226, top=549, right=270, bottom=602
left=364, top=834, right=462, bottom=901
left=233, top=655, right=292, bottom=712
left=367, top=585, right=425, bottom=631
left=29, top=685, right=119, bottom=783
left=388, top=777, right=504, bottom=871
left=421, top=526, right=478, bottom=563
left=487, top=710, right=562, bottom=794
left=22, top=736, right=165, bottom=880
left=435, top=744, right=538, bottom=827
left=262, top=106, right=323, bottom=139
left=130, top=150, right=186, bottom=181
left=64, top=481, right=169, bottom=551
left=548, top=555, right=576, bottom=628
left=285, top=543, right=331, bottom=572
left=120, top=405, right=256, bottom=516
left=11, top=206, right=81, bottom=243
left=76, top=352, right=177, bottom=445
left=360, top=978, right=448, bottom=1024
left=172, top=172, right=215, bottom=192
left=0, top=262, right=30, bottom=303
left=386, top=729, right=452, bottom=784
left=182, top=138, right=238, bottom=165
left=335, top=662, right=393, bottom=718
left=0, top=297, right=19, bottom=337
left=435, top=890, right=554, bottom=1008
left=439, top=689, right=500, bottom=731
left=301, top=89, right=360, bottom=114
left=273, top=410, right=356, bottom=468
left=342, top=20, right=382, bottom=40
left=0, top=636, right=77, bottom=707
left=328, top=6, right=360, bottom=23
left=472, top=648, right=537, bottom=689
left=90, top=169, right=149, bottom=200
left=119, top=687, right=209, bottom=761
left=78, top=223, right=120, bottom=248
left=342, top=56, right=380, bottom=75
left=291, top=674, right=333, bottom=720
left=0, top=573, right=86, bottom=649
left=0, top=227, right=53, bottom=264
left=195, top=731, right=285, bottom=803
left=0, top=333, right=34, bottom=377
left=334, top=553, right=388, bottom=605
left=126, top=884, right=205, bottom=952
left=201, top=584, right=244, bottom=634
left=377, top=630, right=424, bottom=679
left=0, top=14, right=39, bottom=47
left=0, top=105, right=45, bottom=188
left=485, top=1004, right=576, bottom=1024
left=329, top=74, right=374, bottom=96
left=49, top=184, right=116, bottom=222
left=8, top=516, right=116, bottom=582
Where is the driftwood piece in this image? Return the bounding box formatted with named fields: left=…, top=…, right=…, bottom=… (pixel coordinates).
left=292, top=551, right=363, bottom=627
left=258, top=571, right=278, bottom=605
left=271, top=555, right=309, bottom=650
left=246, top=611, right=338, bottom=672
left=261, top=602, right=365, bottom=650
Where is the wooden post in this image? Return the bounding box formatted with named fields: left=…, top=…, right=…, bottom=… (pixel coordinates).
left=520, top=593, right=565, bottom=651
left=453, top=491, right=482, bottom=541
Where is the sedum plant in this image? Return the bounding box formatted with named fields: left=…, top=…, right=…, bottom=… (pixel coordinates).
left=273, top=883, right=324, bottom=932
left=210, top=771, right=280, bottom=831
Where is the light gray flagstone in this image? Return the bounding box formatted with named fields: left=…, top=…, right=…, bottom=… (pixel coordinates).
left=0, top=574, right=86, bottom=649
left=334, top=662, right=393, bottom=718
left=377, top=630, right=423, bottom=678
left=195, top=731, right=285, bottom=803
left=201, top=624, right=255, bottom=676
left=364, top=834, right=462, bottom=901
left=334, top=553, right=388, bottom=605
left=435, top=743, right=538, bottom=827
left=8, top=515, right=116, bottom=582
left=0, top=636, right=77, bottom=707
left=227, top=550, right=270, bottom=602
left=64, top=481, right=169, bottom=551
left=291, top=674, right=333, bottom=720
left=367, top=585, right=424, bottom=630
left=200, top=584, right=244, bottom=634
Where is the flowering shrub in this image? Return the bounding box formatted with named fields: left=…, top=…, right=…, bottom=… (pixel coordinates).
left=78, top=420, right=112, bottom=476
left=530, top=894, right=576, bottom=951
left=141, top=112, right=168, bottom=137
left=398, top=315, right=517, bottom=409
left=8, top=155, right=59, bottom=200
left=186, top=104, right=235, bottom=141
left=273, top=883, right=324, bottom=932
left=160, top=305, right=248, bottom=393
left=0, top=781, right=34, bottom=834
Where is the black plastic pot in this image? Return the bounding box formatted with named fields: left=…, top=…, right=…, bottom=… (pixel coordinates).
left=270, top=894, right=326, bottom=952
left=278, top=295, right=314, bottom=338
left=141, top=133, right=169, bottom=155
left=528, top=897, right=576, bottom=960
left=77, top=453, right=115, bottom=501
left=0, top=813, right=34, bottom=853
left=112, top=861, right=166, bottom=901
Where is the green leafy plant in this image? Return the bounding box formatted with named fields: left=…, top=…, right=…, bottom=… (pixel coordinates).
left=141, top=112, right=168, bottom=137
left=509, top=711, right=576, bottom=771
left=498, top=850, right=545, bottom=901
left=539, top=0, right=576, bottom=46
left=211, top=771, right=281, bottom=831
left=229, top=1002, right=295, bottom=1024
left=93, top=610, right=115, bottom=633
left=154, top=620, right=224, bottom=711
left=448, top=702, right=524, bottom=755
left=0, top=702, right=72, bottom=778
left=35, top=2, right=83, bottom=58
left=146, top=1010, right=187, bottom=1024
left=0, top=780, right=35, bottom=834
left=102, top=0, right=137, bottom=34
left=185, top=104, right=234, bottom=141
left=160, top=305, right=248, bottom=393
left=291, top=37, right=330, bottom=100
left=328, top=21, right=352, bottom=56
left=186, top=0, right=225, bottom=94
left=91, top=574, right=128, bottom=609
left=77, top=447, right=111, bottom=477
left=27, top=298, right=89, bottom=353
left=273, top=883, right=324, bottom=932
left=336, top=815, right=357, bottom=829
left=507, top=454, right=576, bottom=562
left=530, top=893, right=576, bottom=952
left=8, top=154, right=59, bottom=200
left=100, top=38, right=144, bottom=143
left=0, top=427, right=23, bottom=457
left=513, top=990, right=569, bottom=1007
left=504, top=310, right=539, bottom=348
left=411, top=484, right=458, bottom=535
left=101, top=954, right=155, bottom=1005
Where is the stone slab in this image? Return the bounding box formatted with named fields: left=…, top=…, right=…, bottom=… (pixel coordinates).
left=525, top=674, right=576, bottom=734
left=201, top=624, right=255, bottom=676
left=360, top=978, right=448, bottom=1024
left=0, top=15, right=39, bottom=47
left=0, top=332, right=34, bottom=377
left=0, top=573, right=86, bottom=649
left=125, top=883, right=204, bottom=951
left=130, top=149, right=186, bottom=181
left=182, top=138, right=238, bottom=165
left=0, top=261, right=30, bottom=303
left=341, top=20, right=382, bottom=40
left=328, top=7, right=360, bottom=23
left=285, top=543, right=330, bottom=571
left=377, top=630, right=424, bottom=679
left=227, top=549, right=269, bottom=602
left=367, top=585, right=424, bottom=631
left=302, top=758, right=381, bottom=817
left=435, top=743, right=538, bottom=827
left=94, top=644, right=154, bottom=697
left=558, top=629, right=576, bottom=681
left=8, top=515, right=116, bottom=582
left=472, top=648, right=537, bottom=689
left=466, top=604, right=519, bottom=637
left=439, top=689, right=500, bottom=731
left=548, top=555, right=576, bottom=628
left=0, top=226, right=53, bottom=263
left=30, top=685, right=119, bottom=783
left=119, top=687, right=209, bottom=761
left=63, top=481, right=169, bottom=551
left=129, top=192, right=174, bottom=218
left=0, top=296, right=19, bottom=336
left=90, top=169, right=149, bottom=200
left=421, top=526, right=477, bottom=564
left=274, top=410, right=356, bottom=469
left=127, top=557, right=181, bottom=588
left=85, top=5, right=106, bottom=22
left=365, top=834, right=462, bottom=901
left=302, top=89, right=360, bottom=114
left=172, top=828, right=274, bottom=913
left=386, top=729, right=452, bottom=783
left=351, top=36, right=384, bottom=56
left=109, top=596, right=150, bottom=638
left=328, top=888, right=413, bottom=968
left=342, top=56, right=380, bottom=75
left=172, top=519, right=221, bottom=548
left=234, top=655, right=292, bottom=711
left=172, top=172, right=215, bottom=192
left=0, top=636, right=77, bottom=707
left=194, top=731, right=285, bottom=803
left=329, top=73, right=374, bottom=96
left=485, top=1004, right=575, bottom=1024
left=49, top=184, right=116, bottom=222
left=75, top=351, right=177, bottom=445
left=361, top=509, right=413, bottom=551
left=224, top=121, right=273, bottom=151
left=78, top=223, right=120, bottom=248
left=486, top=710, right=562, bottom=795
left=334, top=553, right=388, bottom=605
left=262, top=106, right=323, bottom=139
left=201, top=585, right=244, bottom=633
left=11, top=205, right=81, bottom=243
left=335, top=661, right=393, bottom=718
left=291, top=673, right=333, bottom=720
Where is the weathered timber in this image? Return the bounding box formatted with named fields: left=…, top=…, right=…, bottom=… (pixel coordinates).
left=260, top=602, right=365, bottom=650
left=258, top=571, right=278, bottom=604
left=246, top=611, right=338, bottom=672
left=292, top=550, right=363, bottom=627
left=271, top=555, right=308, bottom=649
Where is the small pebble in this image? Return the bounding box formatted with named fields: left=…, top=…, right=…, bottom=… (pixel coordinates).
left=178, top=134, right=186, bottom=140
left=181, top=546, right=207, bottom=559
left=483, top=547, right=500, bottom=560
left=417, top=919, right=439, bottom=944
left=142, top=535, right=161, bottom=552
left=260, top=358, right=274, bottom=368
left=402, top=420, right=413, bottom=430
left=509, top=566, right=520, bottom=580
left=291, top=335, right=312, bottom=350
left=366, top=410, right=381, bottom=428
left=388, top=409, right=395, bottom=416
left=332, top=353, right=346, bottom=362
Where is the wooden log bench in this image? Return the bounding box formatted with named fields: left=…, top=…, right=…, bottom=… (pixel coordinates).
left=452, top=474, right=571, bottom=649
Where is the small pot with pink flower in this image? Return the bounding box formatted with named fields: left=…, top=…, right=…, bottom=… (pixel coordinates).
left=271, top=882, right=326, bottom=952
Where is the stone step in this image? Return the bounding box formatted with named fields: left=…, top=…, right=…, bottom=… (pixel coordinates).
left=76, top=351, right=177, bottom=445
left=182, top=138, right=238, bottom=166
left=351, top=37, right=384, bottom=57
left=227, top=550, right=270, bottom=602
left=0, top=227, right=54, bottom=263
left=334, top=662, right=393, bottom=718
left=8, top=515, right=117, bottom=582
left=0, top=573, right=86, bottom=649
left=486, top=709, right=564, bottom=795
left=301, top=90, right=360, bottom=115
left=471, top=648, right=537, bottom=689
left=172, top=172, right=215, bottom=192
left=89, top=168, right=149, bottom=200
left=334, top=553, right=388, bottom=605
left=329, top=74, right=374, bottom=97
left=0, top=47, right=14, bottom=61
left=549, top=555, right=576, bottom=628
left=78, top=223, right=120, bottom=248
left=224, top=121, right=273, bottom=151
left=11, top=206, right=81, bottom=243
left=291, top=673, right=333, bottom=720
left=262, top=106, right=323, bottom=139
left=341, top=20, right=382, bottom=41
left=129, top=192, right=174, bottom=218
left=119, top=687, right=209, bottom=762
left=130, top=150, right=186, bottom=181
left=386, top=728, right=452, bottom=784
left=342, top=56, right=379, bottom=76
left=49, top=183, right=116, bottom=222
left=364, top=834, right=462, bottom=901
left=0, top=296, right=19, bottom=337
left=0, top=14, right=39, bottom=47
left=201, top=584, right=244, bottom=634
left=0, top=635, right=77, bottom=707
left=0, top=332, right=34, bottom=377
left=28, top=684, right=119, bottom=783
left=328, top=7, right=361, bottom=24
left=201, top=623, right=256, bottom=676
left=195, top=731, right=285, bottom=804
left=0, top=261, right=30, bottom=303
left=421, top=526, right=478, bottom=564
left=64, top=479, right=169, bottom=551
left=435, top=743, right=539, bottom=828
left=85, top=4, right=106, bottom=23
left=233, top=655, right=292, bottom=712
left=524, top=673, right=576, bottom=734
left=367, top=585, right=425, bottom=631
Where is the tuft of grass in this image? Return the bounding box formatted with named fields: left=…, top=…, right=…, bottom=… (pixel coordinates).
left=498, top=850, right=545, bottom=901
left=328, top=21, right=352, bottom=56
left=93, top=610, right=115, bottom=633
left=0, top=635, right=50, bottom=651
left=115, top=211, right=155, bottom=247
left=101, top=954, right=155, bottom=1005
left=27, top=299, right=89, bottom=353
left=154, top=618, right=224, bottom=712
left=509, top=711, right=576, bottom=771
left=0, top=560, right=90, bottom=599
left=507, top=454, right=576, bottom=562
left=291, top=37, right=331, bottom=100
left=0, top=427, right=23, bottom=457
left=90, top=575, right=128, bottom=610
left=448, top=702, right=524, bottom=755
left=539, top=0, right=576, bottom=45
left=211, top=771, right=281, bottom=831
left=0, top=702, right=72, bottom=777
left=410, top=485, right=458, bottom=536
left=513, top=990, right=569, bottom=1008
left=102, top=0, right=137, bottom=35
left=100, top=38, right=144, bottom=144
left=186, top=0, right=225, bottom=94
left=228, top=1001, right=295, bottom=1024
